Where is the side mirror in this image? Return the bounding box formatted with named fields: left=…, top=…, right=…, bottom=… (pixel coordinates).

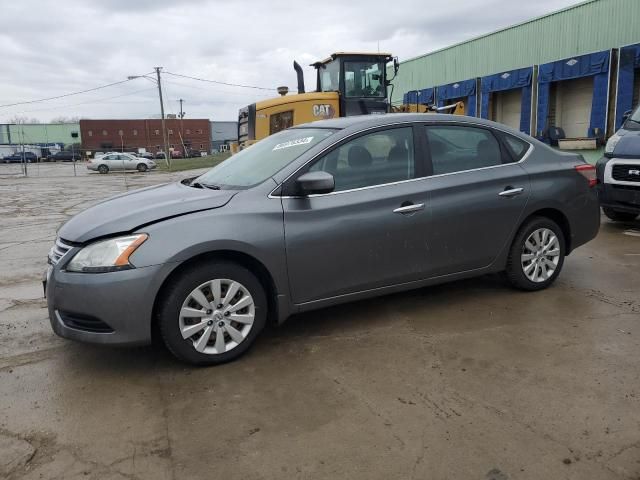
left=295, top=171, right=334, bottom=196
left=623, top=110, right=632, bottom=121
left=393, top=57, right=400, bottom=75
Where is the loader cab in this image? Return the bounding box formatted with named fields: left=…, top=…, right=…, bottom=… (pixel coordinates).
left=313, top=52, right=393, bottom=117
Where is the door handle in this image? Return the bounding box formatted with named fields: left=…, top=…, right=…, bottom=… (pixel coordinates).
left=393, top=203, right=425, bottom=215
left=499, top=187, right=524, bottom=197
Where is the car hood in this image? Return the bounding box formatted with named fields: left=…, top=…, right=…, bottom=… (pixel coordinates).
left=58, top=181, right=236, bottom=243
left=613, top=127, right=640, bottom=157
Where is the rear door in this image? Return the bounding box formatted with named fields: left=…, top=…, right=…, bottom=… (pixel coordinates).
left=102, top=154, right=118, bottom=169
left=421, top=123, right=531, bottom=276
left=282, top=125, right=432, bottom=304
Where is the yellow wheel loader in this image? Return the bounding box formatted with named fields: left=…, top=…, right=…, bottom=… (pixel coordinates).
left=237, top=52, right=463, bottom=148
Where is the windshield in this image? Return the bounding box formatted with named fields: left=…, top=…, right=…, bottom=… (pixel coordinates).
left=194, top=128, right=337, bottom=189
left=319, top=60, right=340, bottom=92
left=344, top=61, right=385, bottom=98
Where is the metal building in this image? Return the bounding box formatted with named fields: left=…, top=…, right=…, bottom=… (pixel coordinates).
left=395, top=0, right=640, bottom=142
left=210, top=121, right=238, bottom=152
left=0, top=123, right=80, bottom=146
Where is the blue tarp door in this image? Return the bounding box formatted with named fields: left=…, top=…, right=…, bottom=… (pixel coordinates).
left=536, top=50, right=610, bottom=140
left=435, top=79, right=477, bottom=116
left=615, top=43, right=640, bottom=130
left=480, top=67, right=533, bottom=134
left=403, top=88, right=435, bottom=108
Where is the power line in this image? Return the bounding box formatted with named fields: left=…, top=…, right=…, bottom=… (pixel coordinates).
left=5, top=87, right=157, bottom=116
left=0, top=73, right=154, bottom=108
left=164, top=71, right=278, bottom=91
left=162, top=78, right=273, bottom=98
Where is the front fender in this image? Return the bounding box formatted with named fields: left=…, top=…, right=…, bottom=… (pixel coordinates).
left=128, top=195, right=291, bottom=317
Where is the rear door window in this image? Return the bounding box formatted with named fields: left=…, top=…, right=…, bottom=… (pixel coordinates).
left=501, top=133, right=530, bottom=161
left=425, top=125, right=503, bottom=175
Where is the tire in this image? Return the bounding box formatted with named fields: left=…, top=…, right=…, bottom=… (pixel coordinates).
left=505, top=216, right=566, bottom=291
left=137, top=163, right=148, bottom=172
left=158, top=260, right=267, bottom=366
left=602, top=207, right=637, bottom=222
left=98, top=164, right=109, bottom=174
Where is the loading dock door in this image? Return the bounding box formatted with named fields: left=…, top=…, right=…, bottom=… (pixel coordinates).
left=537, top=50, right=610, bottom=140
left=557, top=77, right=593, bottom=138
left=615, top=44, right=640, bottom=129
left=634, top=68, right=640, bottom=107
left=491, top=89, right=522, bottom=130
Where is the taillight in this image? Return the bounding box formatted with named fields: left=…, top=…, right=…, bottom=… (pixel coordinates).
left=575, top=164, right=597, bottom=187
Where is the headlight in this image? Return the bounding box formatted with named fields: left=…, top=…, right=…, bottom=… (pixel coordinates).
left=605, top=133, right=621, bottom=155
left=66, top=234, right=148, bottom=273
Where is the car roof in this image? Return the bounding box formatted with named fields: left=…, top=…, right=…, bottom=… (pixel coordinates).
left=292, top=113, right=505, bottom=131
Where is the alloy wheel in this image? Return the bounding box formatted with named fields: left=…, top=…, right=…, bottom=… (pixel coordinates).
left=178, top=279, right=255, bottom=355
left=520, top=228, right=560, bottom=283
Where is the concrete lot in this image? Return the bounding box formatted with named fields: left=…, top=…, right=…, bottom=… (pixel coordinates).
left=0, top=163, right=639, bottom=480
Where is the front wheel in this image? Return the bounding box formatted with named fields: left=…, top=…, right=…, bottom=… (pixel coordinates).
left=602, top=207, right=637, bottom=222
left=137, top=163, right=148, bottom=172
left=505, top=217, right=565, bottom=291
left=158, top=261, right=267, bottom=365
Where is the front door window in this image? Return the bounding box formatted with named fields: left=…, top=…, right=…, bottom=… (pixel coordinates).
left=309, top=127, right=415, bottom=191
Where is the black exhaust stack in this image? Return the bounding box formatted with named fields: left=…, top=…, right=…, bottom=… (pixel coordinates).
left=293, top=61, right=305, bottom=94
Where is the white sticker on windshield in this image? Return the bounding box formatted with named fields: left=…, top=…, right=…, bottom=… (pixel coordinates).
left=272, top=137, right=314, bottom=151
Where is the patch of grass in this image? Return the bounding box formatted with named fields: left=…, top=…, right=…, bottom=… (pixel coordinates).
left=158, top=153, right=232, bottom=172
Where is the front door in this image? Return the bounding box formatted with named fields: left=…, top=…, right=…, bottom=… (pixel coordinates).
left=123, top=154, right=138, bottom=170
left=282, top=126, right=430, bottom=304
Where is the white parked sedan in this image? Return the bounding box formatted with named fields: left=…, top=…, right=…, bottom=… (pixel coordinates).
left=87, top=153, right=157, bottom=174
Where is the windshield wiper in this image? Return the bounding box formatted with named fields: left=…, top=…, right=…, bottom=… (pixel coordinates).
left=191, top=181, right=221, bottom=190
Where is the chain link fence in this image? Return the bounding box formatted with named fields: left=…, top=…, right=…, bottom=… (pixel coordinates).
left=0, top=160, right=91, bottom=178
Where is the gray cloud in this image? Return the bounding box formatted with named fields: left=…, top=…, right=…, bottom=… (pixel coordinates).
left=0, top=0, right=579, bottom=122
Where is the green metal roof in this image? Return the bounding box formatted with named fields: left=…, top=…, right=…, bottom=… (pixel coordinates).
left=392, top=0, right=640, bottom=103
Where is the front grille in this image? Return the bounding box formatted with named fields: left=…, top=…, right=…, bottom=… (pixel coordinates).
left=58, top=311, right=114, bottom=333
left=612, top=164, right=640, bottom=182
left=612, top=184, right=640, bottom=191
left=48, top=238, right=73, bottom=265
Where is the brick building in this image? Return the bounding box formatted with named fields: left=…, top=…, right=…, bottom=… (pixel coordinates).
left=79, top=119, right=211, bottom=155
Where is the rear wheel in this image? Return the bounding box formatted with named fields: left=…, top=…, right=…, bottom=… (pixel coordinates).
left=158, top=261, right=267, bottom=365
left=137, top=163, right=148, bottom=172
left=602, top=207, right=637, bottom=222
left=505, top=217, right=565, bottom=291
left=98, top=164, right=109, bottom=174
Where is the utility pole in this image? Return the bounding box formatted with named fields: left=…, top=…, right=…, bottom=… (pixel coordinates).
left=178, top=98, right=185, bottom=151
left=155, top=67, right=171, bottom=168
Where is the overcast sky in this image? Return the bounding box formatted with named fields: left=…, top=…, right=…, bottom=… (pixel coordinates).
left=0, top=0, right=581, bottom=123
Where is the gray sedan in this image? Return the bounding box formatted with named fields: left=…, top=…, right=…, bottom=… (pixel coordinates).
left=45, top=114, right=600, bottom=365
